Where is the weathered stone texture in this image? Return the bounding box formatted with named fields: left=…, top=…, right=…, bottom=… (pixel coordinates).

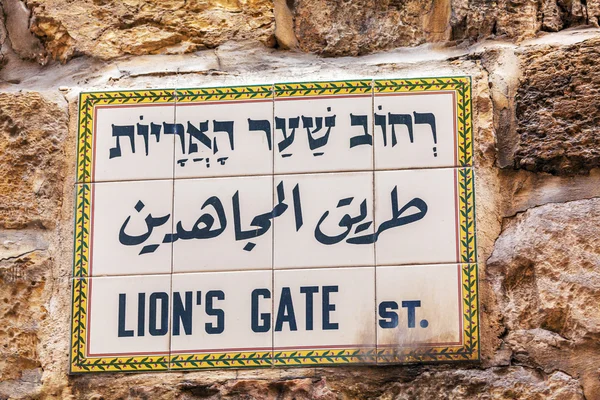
left=0, top=92, right=68, bottom=229
left=25, top=0, right=275, bottom=62
left=1, top=0, right=595, bottom=61
left=514, top=38, right=600, bottom=175
left=0, top=0, right=46, bottom=64
left=292, top=0, right=449, bottom=56
left=0, top=251, right=49, bottom=400
left=488, top=198, right=600, bottom=397
left=451, top=0, right=537, bottom=42
left=292, top=0, right=600, bottom=56
left=64, top=366, right=585, bottom=399
left=452, top=0, right=598, bottom=41
left=591, top=0, right=600, bottom=26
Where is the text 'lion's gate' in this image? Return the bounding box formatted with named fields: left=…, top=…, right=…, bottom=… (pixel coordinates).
left=71, top=77, right=479, bottom=373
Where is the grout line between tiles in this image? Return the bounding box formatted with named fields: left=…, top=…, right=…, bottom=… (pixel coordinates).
left=271, top=83, right=275, bottom=367
left=167, top=85, right=177, bottom=371
left=167, top=75, right=181, bottom=370
left=80, top=261, right=475, bottom=279
left=78, top=165, right=473, bottom=186
left=371, top=79, right=378, bottom=364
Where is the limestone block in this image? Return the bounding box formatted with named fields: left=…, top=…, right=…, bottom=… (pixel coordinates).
left=25, top=0, right=275, bottom=62
left=515, top=38, right=600, bottom=175
left=0, top=91, right=68, bottom=229
left=292, top=0, right=445, bottom=56
left=0, top=251, right=49, bottom=400
left=488, top=198, right=600, bottom=397
left=66, top=366, right=584, bottom=398
left=292, top=0, right=597, bottom=56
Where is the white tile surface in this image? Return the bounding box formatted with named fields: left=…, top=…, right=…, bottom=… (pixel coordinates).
left=175, top=99, right=273, bottom=178
left=374, top=92, right=457, bottom=170
left=273, top=267, right=375, bottom=349
left=93, top=104, right=175, bottom=182
left=170, top=270, right=272, bottom=354
left=89, top=180, right=173, bottom=276
left=85, top=274, right=171, bottom=357
left=374, top=168, right=458, bottom=266
left=274, top=95, right=373, bottom=174
left=273, top=172, right=375, bottom=269
left=376, top=264, right=462, bottom=347
left=172, top=176, right=273, bottom=273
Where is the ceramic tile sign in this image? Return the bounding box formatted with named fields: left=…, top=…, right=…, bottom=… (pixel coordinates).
left=71, top=78, right=479, bottom=373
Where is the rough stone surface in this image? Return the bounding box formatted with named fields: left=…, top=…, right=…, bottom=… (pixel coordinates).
left=274, top=0, right=299, bottom=49
left=0, top=0, right=46, bottom=64
left=451, top=0, right=599, bottom=42
left=61, top=366, right=585, bottom=399
left=515, top=38, right=600, bottom=175
left=488, top=198, right=600, bottom=398
left=25, top=0, right=275, bottom=62
left=292, top=0, right=449, bottom=56
left=291, top=0, right=600, bottom=56
left=0, top=91, right=68, bottom=229
left=0, top=250, right=49, bottom=400
left=3, top=0, right=597, bottom=61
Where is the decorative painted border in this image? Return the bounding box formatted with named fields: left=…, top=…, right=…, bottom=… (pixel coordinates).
left=273, top=347, right=377, bottom=366
left=458, top=167, right=477, bottom=263
left=170, top=351, right=272, bottom=370
left=71, top=78, right=477, bottom=373
left=275, top=80, right=372, bottom=97
left=376, top=263, right=479, bottom=364
left=72, top=183, right=91, bottom=279
left=177, top=84, right=273, bottom=103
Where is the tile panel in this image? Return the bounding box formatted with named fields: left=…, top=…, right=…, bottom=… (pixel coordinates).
left=71, top=78, right=478, bottom=372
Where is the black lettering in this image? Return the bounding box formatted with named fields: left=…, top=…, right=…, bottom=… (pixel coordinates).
left=322, top=286, right=338, bottom=330
left=251, top=288, right=271, bottom=333
left=173, top=291, right=193, bottom=336
left=118, top=293, right=134, bottom=337
left=275, top=287, right=297, bottom=331
left=205, top=290, right=225, bottom=334
left=378, top=301, right=399, bottom=328
left=149, top=292, right=169, bottom=336
left=300, top=286, right=319, bottom=330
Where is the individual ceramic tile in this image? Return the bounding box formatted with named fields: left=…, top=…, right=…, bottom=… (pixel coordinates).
left=274, top=81, right=373, bottom=174
left=169, top=270, right=272, bottom=370
left=374, top=168, right=460, bottom=266
left=374, top=77, right=473, bottom=170
left=174, top=95, right=273, bottom=178
left=172, top=176, right=273, bottom=273
left=273, top=267, right=376, bottom=366
left=376, top=264, right=461, bottom=348
left=81, top=274, right=171, bottom=361
left=80, top=92, right=176, bottom=182
left=376, top=264, right=479, bottom=364
left=273, top=172, right=375, bottom=269
left=83, top=179, right=173, bottom=277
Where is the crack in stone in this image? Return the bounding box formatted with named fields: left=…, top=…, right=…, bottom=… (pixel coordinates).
left=502, top=194, right=600, bottom=220
left=0, top=248, right=43, bottom=263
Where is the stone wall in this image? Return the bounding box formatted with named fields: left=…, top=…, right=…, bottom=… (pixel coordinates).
left=0, top=1, right=599, bottom=398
